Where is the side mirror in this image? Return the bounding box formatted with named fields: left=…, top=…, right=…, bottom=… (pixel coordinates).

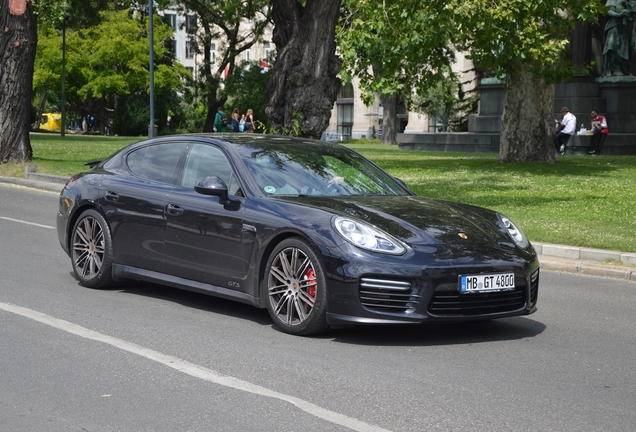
left=194, top=176, right=229, bottom=205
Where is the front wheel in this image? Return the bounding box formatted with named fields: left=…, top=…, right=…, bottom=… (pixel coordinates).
left=71, top=209, right=116, bottom=289
left=264, top=238, right=330, bottom=336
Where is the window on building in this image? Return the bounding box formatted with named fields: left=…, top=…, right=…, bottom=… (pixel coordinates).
left=337, top=83, right=354, bottom=137
left=186, top=41, right=195, bottom=59
left=428, top=116, right=442, bottom=133
left=265, top=50, right=276, bottom=63
left=245, top=50, right=251, bottom=62
left=337, top=104, right=353, bottom=137
left=162, top=14, right=177, bottom=31
left=338, top=83, right=354, bottom=99
left=186, top=14, right=197, bottom=33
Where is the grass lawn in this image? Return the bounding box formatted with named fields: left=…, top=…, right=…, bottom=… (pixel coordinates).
left=2, top=133, right=635, bottom=253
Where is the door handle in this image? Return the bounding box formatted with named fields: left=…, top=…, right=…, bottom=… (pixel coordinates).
left=105, top=191, right=119, bottom=202
left=166, top=203, right=184, bottom=216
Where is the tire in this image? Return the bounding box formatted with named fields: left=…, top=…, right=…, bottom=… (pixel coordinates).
left=264, top=238, right=330, bottom=336
left=70, top=209, right=116, bottom=289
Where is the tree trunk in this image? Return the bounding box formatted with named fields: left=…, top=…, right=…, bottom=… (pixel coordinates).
left=201, top=22, right=225, bottom=132
left=0, top=0, right=36, bottom=164
left=380, top=94, right=397, bottom=144
left=499, top=65, right=555, bottom=164
left=266, top=0, right=342, bottom=139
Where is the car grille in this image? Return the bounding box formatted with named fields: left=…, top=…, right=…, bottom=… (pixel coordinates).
left=359, top=278, right=421, bottom=313
left=428, top=279, right=527, bottom=316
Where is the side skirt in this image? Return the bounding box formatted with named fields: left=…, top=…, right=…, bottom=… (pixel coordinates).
left=112, top=264, right=262, bottom=308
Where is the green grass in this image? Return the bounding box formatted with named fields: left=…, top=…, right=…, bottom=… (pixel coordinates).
left=2, top=134, right=635, bottom=253
left=16, top=133, right=139, bottom=177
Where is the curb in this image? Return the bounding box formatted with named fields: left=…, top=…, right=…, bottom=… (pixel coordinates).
left=538, top=255, right=635, bottom=281
left=1, top=175, right=635, bottom=281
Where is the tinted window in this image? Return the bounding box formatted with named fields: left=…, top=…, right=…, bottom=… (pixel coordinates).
left=238, top=142, right=407, bottom=197
left=182, top=144, right=239, bottom=194
left=127, top=143, right=185, bottom=184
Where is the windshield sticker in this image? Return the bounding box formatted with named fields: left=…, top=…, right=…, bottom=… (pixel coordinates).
left=264, top=186, right=276, bottom=194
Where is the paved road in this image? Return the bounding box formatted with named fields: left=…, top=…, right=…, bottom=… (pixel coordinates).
left=1, top=183, right=635, bottom=431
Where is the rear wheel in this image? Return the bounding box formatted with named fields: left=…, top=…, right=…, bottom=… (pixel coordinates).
left=264, top=238, right=330, bottom=336
left=71, top=209, right=116, bottom=288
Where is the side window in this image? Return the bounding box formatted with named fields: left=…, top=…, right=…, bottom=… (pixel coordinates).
left=182, top=144, right=240, bottom=195
left=127, top=143, right=185, bottom=184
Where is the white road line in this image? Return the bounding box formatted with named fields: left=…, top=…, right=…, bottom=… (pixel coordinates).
left=0, top=301, right=391, bottom=432
left=0, top=216, right=55, bottom=229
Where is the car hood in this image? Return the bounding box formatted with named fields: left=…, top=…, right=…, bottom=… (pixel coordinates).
left=275, top=195, right=508, bottom=246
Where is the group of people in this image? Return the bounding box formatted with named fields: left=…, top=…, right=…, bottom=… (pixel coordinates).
left=214, top=107, right=255, bottom=133
left=554, top=107, right=609, bottom=156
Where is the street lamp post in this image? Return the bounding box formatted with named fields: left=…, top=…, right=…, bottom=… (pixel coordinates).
left=61, top=14, right=67, bottom=137
left=149, top=0, right=155, bottom=137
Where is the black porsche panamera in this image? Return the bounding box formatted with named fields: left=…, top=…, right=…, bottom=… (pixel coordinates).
left=57, top=134, right=539, bottom=335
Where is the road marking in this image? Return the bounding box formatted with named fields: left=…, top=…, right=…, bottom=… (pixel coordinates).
left=0, top=301, right=391, bottom=432
left=0, top=216, right=55, bottom=229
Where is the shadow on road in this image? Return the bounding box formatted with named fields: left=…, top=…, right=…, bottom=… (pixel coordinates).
left=78, top=276, right=545, bottom=346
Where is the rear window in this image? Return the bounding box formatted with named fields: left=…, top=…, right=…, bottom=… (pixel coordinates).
left=127, top=143, right=185, bottom=184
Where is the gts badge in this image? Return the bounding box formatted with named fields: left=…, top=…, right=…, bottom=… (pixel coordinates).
left=228, top=281, right=241, bottom=288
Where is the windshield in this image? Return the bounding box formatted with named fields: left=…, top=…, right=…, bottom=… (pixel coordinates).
left=237, top=141, right=409, bottom=197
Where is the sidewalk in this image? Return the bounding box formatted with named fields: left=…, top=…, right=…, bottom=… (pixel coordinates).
left=2, top=173, right=635, bottom=282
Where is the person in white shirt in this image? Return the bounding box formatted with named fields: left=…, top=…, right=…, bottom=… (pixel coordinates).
left=554, top=106, right=576, bottom=155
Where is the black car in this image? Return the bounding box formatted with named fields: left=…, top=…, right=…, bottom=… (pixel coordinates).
left=57, top=134, right=539, bottom=335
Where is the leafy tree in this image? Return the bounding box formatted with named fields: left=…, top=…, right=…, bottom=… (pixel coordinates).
left=411, top=69, right=478, bottom=133
left=226, top=60, right=272, bottom=132
left=266, top=0, right=342, bottom=139
left=34, top=9, right=187, bottom=134
left=449, top=0, right=605, bottom=163
left=1, top=0, right=130, bottom=162
left=337, top=0, right=455, bottom=144
left=164, top=0, right=271, bottom=132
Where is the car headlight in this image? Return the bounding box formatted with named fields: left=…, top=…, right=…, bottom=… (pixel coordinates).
left=498, top=214, right=529, bottom=249
left=333, top=217, right=406, bottom=255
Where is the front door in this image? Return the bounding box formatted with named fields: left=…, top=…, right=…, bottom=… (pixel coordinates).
left=163, top=143, right=253, bottom=291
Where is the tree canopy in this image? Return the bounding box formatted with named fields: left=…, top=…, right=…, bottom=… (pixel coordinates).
left=337, top=0, right=456, bottom=143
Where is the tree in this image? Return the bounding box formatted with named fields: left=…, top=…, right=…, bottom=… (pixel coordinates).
left=226, top=60, right=273, bottom=132
left=411, top=69, right=478, bottom=132
left=168, top=0, right=271, bottom=132
left=449, top=0, right=605, bottom=163
left=337, top=0, right=455, bottom=144
left=33, top=9, right=187, bottom=134
left=265, top=0, right=342, bottom=139
left=0, top=0, right=37, bottom=163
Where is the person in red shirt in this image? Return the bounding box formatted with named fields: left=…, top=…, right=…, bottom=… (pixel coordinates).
left=589, top=110, right=609, bottom=155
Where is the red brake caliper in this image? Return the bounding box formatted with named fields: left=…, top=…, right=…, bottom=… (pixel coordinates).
left=305, top=268, right=317, bottom=308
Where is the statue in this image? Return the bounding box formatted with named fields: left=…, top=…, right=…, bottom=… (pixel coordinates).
left=602, top=0, right=636, bottom=77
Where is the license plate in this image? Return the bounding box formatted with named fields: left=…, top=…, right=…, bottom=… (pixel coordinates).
left=460, top=273, right=515, bottom=293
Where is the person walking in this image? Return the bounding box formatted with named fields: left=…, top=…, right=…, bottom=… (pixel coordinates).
left=214, top=107, right=228, bottom=132
left=588, top=110, right=609, bottom=155
left=555, top=107, right=576, bottom=155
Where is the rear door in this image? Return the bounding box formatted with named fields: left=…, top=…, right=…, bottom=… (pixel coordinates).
left=100, top=142, right=186, bottom=272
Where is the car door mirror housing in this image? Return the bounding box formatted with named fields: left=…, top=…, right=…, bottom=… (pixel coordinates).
left=195, top=176, right=229, bottom=204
